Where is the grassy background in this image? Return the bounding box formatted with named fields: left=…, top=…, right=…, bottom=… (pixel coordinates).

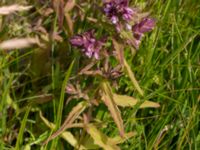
left=0, top=0, right=199, bottom=149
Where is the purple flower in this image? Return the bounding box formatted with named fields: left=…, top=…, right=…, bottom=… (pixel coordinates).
left=70, top=30, right=105, bottom=59
left=132, top=18, right=156, bottom=48
left=103, top=0, right=135, bottom=31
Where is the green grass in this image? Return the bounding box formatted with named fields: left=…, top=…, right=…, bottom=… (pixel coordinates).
left=0, top=0, right=200, bottom=150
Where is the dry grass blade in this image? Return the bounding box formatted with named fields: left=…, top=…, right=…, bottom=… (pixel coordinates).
left=113, top=94, right=160, bottom=108
left=0, top=38, right=39, bottom=50
left=0, top=5, right=32, bottom=15
left=43, top=101, right=87, bottom=144
left=102, top=81, right=125, bottom=137
left=85, top=124, right=121, bottom=150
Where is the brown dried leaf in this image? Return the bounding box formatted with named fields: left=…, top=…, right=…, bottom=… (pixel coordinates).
left=101, top=81, right=125, bottom=137
left=52, top=32, right=63, bottom=42
left=44, top=101, right=87, bottom=144
left=0, top=5, right=32, bottom=15
left=0, top=38, right=39, bottom=50
left=52, top=0, right=65, bottom=29
left=64, top=0, right=76, bottom=12
left=42, top=8, right=54, bottom=16
left=39, top=111, right=86, bottom=149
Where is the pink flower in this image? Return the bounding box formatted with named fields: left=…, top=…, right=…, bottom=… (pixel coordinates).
left=132, top=18, right=156, bottom=49
left=103, top=0, right=135, bottom=31
left=70, top=30, right=105, bottom=59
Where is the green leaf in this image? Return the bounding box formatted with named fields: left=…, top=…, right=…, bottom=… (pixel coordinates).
left=15, top=106, right=31, bottom=150
left=109, top=132, right=136, bottom=145
left=56, top=59, right=75, bottom=128
left=85, top=124, right=120, bottom=150
left=113, top=94, right=160, bottom=108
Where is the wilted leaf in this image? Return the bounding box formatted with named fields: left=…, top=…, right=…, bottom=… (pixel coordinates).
left=101, top=81, right=125, bottom=137
left=113, top=94, right=160, bottom=108
left=52, top=0, right=65, bottom=28
left=0, top=38, right=39, bottom=50
left=44, top=101, right=87, bottom=144
left=0, top=5, right=32, bottom=15
left=39, top=111, right=86, bottom=149
left=85, top=124, right=120, bottom=150
left=65, top=0, right=76, bottom=12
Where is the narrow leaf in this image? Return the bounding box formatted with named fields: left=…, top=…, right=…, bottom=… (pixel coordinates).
left=15, top=106, right=31, bottom=150
left=123, top=59, right=144, bottom=96
left=52, top=0, right=64, bottom=28
left=102, top=81, right=125, bottom=136
left=56, top=60, right=75, bottom=128
left=113, top=94, right=160, bottom=108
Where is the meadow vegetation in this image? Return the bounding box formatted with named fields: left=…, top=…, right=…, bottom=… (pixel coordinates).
left=0, top=0, right=199, bottom=149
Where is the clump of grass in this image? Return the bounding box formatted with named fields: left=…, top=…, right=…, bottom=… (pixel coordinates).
left=0, top=0, right=199, bottom=150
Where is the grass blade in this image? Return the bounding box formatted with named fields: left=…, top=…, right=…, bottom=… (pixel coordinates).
left=15, top=106, right=31, bottom=150
left=50, top=60, right=74, bottom=147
